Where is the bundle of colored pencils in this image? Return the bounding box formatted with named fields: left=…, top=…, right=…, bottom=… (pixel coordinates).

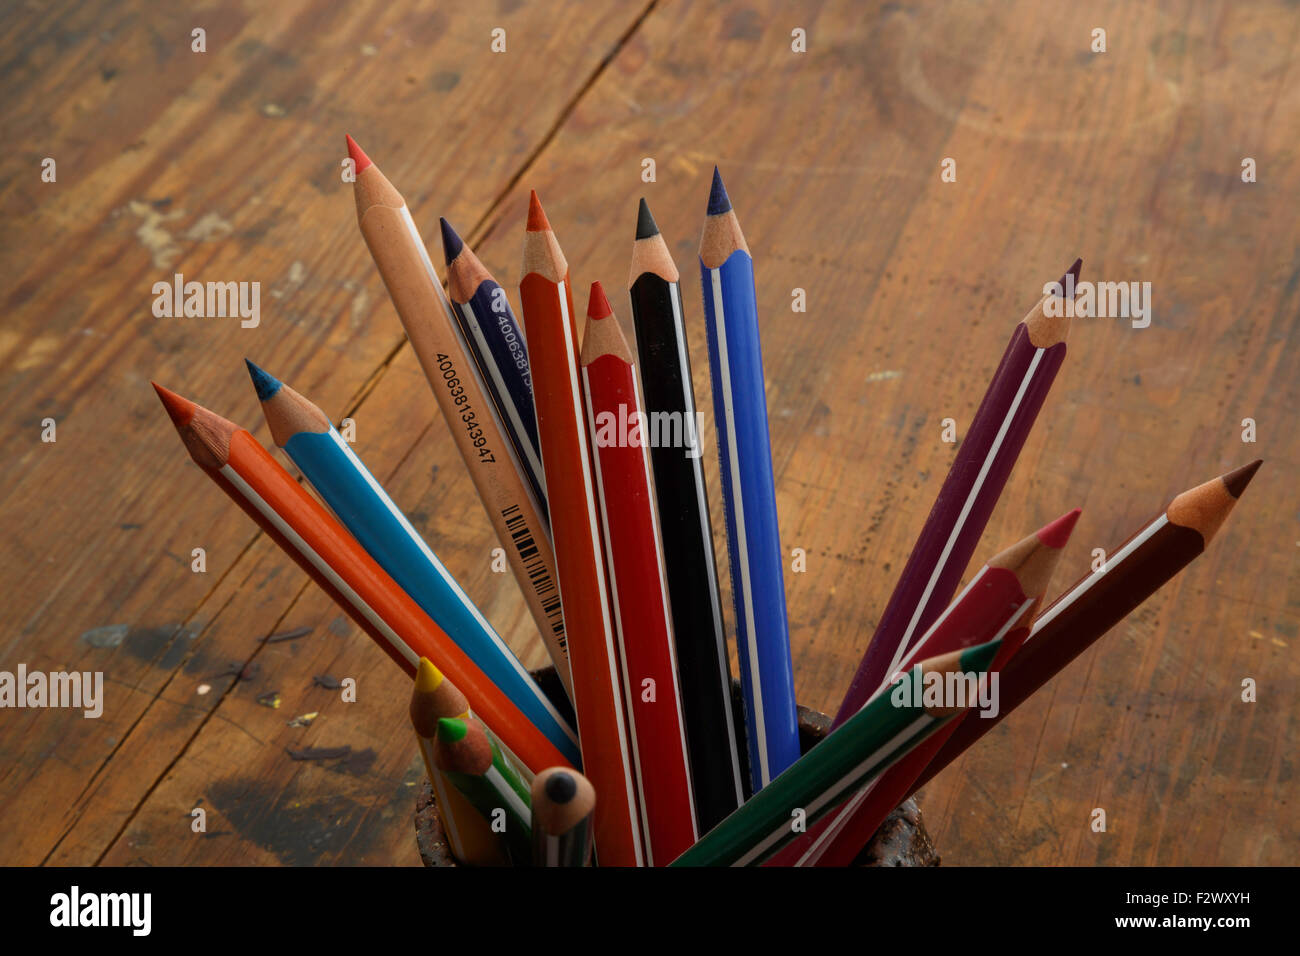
left=152, top=137, right=1261, bottom=867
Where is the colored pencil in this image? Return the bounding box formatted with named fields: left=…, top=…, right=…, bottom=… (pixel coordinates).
left=410, top=657, right=506, bottom=866
left=794, top=508, right=1078, bottom=866
left=518, top=190, right=643, bottom=866
left=531, top=767, right=596, bottom=866
left=833, top=259, right=1081, bottom=727
left=441, top=217, right=548, bottom=522
left=629, top=197, right=746, bottom=829
left=346, top=136, right=569, bottom=692
left=699, top=167, right=799, bottom=791
left=246, top=360, right=579, bottom=765
left=581, top=281, right=698, bottom=864
left=670, top=639, right=1003, bottom=867
left=908, top=460, right=1262, bottom=795
left=151, top=383, right=571, bottom=776
left=433, top=716, right=533, bottom=864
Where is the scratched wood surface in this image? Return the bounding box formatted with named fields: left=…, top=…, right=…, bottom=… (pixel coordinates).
left=0, top=0, right=1295, bottom=867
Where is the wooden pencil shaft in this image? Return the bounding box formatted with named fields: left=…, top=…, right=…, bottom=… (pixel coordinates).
left=518, top=238, right=644, bottom=867
left=700, top=244, right=800, bottom=790
left=583, top=340, right=699, bottom=865
left=353, top=169, right=570, bottom=693
left=630, top=267, right=746, bottom=828
left=834, top=319, right=1067, bottom=725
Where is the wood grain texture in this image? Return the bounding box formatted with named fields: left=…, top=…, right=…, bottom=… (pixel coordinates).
left=1, top=0, right=1296, bottom=866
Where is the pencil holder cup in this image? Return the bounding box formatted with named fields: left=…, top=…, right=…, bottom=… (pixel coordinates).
left=414, top=667, right=941, bottom=867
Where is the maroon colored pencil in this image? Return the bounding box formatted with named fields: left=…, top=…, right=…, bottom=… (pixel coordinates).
left=905, top=460, right=1261, bottom=796
left=832, top=261, right=1080, bottom=726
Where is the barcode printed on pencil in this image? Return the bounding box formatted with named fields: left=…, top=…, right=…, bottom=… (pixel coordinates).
left=501, top=504, right=566, bottom=648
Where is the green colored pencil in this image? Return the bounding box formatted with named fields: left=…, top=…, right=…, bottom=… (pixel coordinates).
left=434, top=716, right=533, bottom=864
left=670, top=638, right=1002, bottom=867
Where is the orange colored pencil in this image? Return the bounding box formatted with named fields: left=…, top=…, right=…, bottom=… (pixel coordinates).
left=518, top=192, right=643, bottom=866
left=152, top=383, right=571, bottom=776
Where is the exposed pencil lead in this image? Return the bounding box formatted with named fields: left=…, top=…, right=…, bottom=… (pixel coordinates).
left=1037, top=508, right=1081, bottom=549
left=527, top=190, right=551, bottom=232
left=152, top=382, right=196, bottom=427
left=587, top=281, right=613, bottom=320
left=244, top=358, right=283, bottom=402
left=545, top=771, right=578, bottom=803
left=1222, top=459, right=1262, bottom=498
left=345, top=134, right=372, bottom=175
left=414, top=657, right=442, bottom=694
left=439, top=217, right=464, bottom=264
left=707, top=167, right=732, bottom=216
left=1054, top=257, right=1083, bottom=294
left=959, top=637, right=1002, bottom=674
left=436, top=716, right=469, bottom=743
left=636, top=197, right=659, bottom=239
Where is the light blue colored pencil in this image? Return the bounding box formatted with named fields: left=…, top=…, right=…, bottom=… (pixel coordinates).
left=244, top=359, right=580, bottom=766
left=698, top=168, right=800, bottom=791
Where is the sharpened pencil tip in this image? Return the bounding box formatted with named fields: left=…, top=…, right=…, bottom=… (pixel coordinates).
left=439, top=217, right=463, bottom=264
left=527, top=190, right=551, bottom=232
left=413, top=657, right=443, bottom=694
left=1037, top=508, right=1081, bottom=549
left=435, top=717, right=468, bottom=743
left=1055, top=257, right=1082, bottom=294
left=244, top=358, right=283, bottom=402
left=635, top=197, right=659, bottom=239
left=544, top=771, right=578, bottom=804
left=707, top=167, right=732, bottom=215
left=345, top=135, right=372, bottom=175
left=152, top=382, right=196, bottom=427
left=587, top=280, right=613, bottom=319
left=1222, top=459, right=1262, bottom=498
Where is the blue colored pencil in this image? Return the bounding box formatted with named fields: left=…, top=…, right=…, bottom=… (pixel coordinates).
left=244, top=359, right=580, bottom=766
left=441, top=218, right=548, bottom=526
left=697, top=168, right=800, bottom=790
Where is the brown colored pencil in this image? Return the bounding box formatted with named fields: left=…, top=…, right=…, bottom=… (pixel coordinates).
left=531, top=767, right=596, bottom=866
left=909, top=460, right=1262, bottom=794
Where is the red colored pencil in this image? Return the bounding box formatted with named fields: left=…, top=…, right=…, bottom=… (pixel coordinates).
left=580, top=281, right=698, bottom=864
left=151, top=383, right=571, bottom=777
left=794, top=509, right=1078, bottom=865
left=518, top=193, right=643, bottom=866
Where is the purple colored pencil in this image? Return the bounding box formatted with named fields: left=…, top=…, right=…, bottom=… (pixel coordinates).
left=831, top=260, right=1081, bottom=727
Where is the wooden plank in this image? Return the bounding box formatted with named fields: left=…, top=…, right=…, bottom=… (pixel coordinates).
left=0, top=0, right=654, bottom=865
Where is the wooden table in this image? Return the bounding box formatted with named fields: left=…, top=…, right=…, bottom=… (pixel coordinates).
left=1, top=0, right=1294, bottom=866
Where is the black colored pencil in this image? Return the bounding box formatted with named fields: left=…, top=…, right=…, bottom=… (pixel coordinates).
left=628, top=197, right=747, bottom=828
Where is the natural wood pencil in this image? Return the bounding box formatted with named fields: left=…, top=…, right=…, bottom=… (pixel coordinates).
left=518, top=190, right=643, bottom=867
left=346, top=136, right=569, bottom=695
